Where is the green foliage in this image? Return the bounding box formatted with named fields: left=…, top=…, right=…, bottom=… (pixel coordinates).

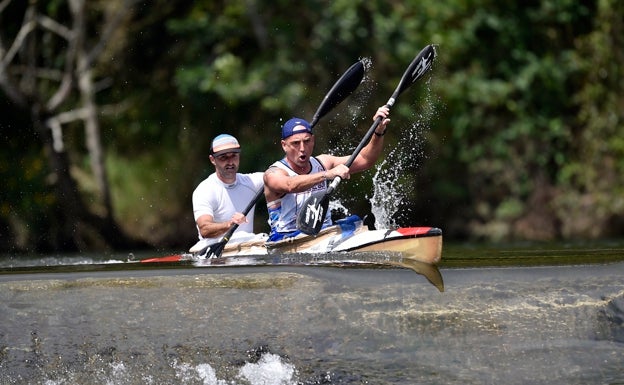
left=553, top=0, right=624, bottom=237
left=0, top=127, right=57, bottom=251
left=2, top=0, right=624, bottom=251
left=419, top=0, right=620, bottom=240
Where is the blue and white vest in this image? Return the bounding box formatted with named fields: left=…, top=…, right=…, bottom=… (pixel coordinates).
left=267, top=157, right=332, bottom=240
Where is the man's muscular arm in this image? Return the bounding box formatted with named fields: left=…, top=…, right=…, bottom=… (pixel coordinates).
left=196, top=212, right=246, bottom=238
left=263, top=167, right=326, bottom=196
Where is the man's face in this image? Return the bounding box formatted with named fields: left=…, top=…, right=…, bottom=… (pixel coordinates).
left=210, top=152, right=240, bottom=181
left=281, top=133, right=314, bottom=169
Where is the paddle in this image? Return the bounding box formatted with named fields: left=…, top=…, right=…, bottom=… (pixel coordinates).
left=309, top=59, right=365, bottom=128
left=297, top=44, right=437, bottom=236
left=198, top=187, right=265, bottom=259
left=197, top=59, right=366, bottom=259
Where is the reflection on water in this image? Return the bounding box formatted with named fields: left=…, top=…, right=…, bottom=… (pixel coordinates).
left=0, top=244, right=623, bottom=384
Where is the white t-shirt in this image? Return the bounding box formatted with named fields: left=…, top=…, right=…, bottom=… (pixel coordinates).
left=192, top=172, right=264, bottom=242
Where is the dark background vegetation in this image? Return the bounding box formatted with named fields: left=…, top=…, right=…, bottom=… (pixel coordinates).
left=1, top=0, right=622, bottom=254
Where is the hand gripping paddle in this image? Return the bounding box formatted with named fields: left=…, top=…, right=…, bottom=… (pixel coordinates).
left=297, top=44, right=437, bottom=236
left=198, top=60, right=365, bottom=258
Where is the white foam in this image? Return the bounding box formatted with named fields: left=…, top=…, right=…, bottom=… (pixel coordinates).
left=167, top=353, right=297, bottom=385
left=238, top=353, right=297, bottom=385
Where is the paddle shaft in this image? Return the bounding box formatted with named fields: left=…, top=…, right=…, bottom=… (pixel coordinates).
left=325, top=114, right=384, bottom=195
left=327, top=45, right=436, bottom=194
left=221, top=186, right=264, bottom=243
left=195, top=186, right=264, bottom=257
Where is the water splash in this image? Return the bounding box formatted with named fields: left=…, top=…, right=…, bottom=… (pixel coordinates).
left=321, top=61, right=439, bottom=229
left=238, top=353, right=297, bottom=385
left=329, top=199, right=351, bottom=218
left=172, top=353, right=297, bottom=385
left=368, top=76, right=439, bottom=229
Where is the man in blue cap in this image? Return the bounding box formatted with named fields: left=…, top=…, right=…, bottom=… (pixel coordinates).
left=263, top=106, right=391, bottom=241
left=191, top=134, right=265, bottom=252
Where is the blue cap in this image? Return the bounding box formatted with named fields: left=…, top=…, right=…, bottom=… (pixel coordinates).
left=281, top=118, right=312, bottom=139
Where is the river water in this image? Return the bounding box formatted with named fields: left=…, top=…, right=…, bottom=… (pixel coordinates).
left=0, top=243, right=623, bottom=385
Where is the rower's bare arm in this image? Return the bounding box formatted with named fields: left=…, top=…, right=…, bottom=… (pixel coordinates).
left=347, top=106, right=391, bottom=173
left=263, top=167, right=326, bottom=196
left=316, top=155, right=351, bottom=180
left=196, top=214, right=232, bottom=238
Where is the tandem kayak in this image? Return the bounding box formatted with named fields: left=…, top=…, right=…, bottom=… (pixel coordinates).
left=141, top=216, right=443, bottom=266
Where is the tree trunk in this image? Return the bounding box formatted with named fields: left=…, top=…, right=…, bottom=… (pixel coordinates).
left=33, top=108, right=87, bottom=250
left=80, top=66, right=114, bottom=219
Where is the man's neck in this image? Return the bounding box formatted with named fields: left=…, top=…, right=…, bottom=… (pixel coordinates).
left=286, top=158, right=311, bottom=175
left=217, top=173, right=236, bottom=185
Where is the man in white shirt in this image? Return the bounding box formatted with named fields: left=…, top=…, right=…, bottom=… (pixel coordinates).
left=191, top=134, right=265, bottom=250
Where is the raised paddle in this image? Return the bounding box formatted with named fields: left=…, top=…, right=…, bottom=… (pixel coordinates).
left=197, top=60, right=366, bottom=259
left=309, top=59, right=365, bottom=128
left=297, top=44, right=437, bottom=236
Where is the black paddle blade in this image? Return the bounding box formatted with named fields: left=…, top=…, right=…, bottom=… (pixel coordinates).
left=409, top=44, right=436, bottom=83
left=199, top=241, right=226, bottom=259
left=310, top=60, right=365, bottom=127
left=297, top=192, right=331, bottom=235
left=391, top=44, right=437, bottom=106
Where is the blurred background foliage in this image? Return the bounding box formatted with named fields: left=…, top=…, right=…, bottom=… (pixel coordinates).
left=0, top=0, right=622, bottom=253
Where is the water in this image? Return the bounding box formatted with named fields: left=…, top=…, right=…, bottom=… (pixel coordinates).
left=0, top=244, right=623, bottom=384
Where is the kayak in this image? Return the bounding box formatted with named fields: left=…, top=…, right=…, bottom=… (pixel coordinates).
left=142, top=216, right=443, bottom=265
